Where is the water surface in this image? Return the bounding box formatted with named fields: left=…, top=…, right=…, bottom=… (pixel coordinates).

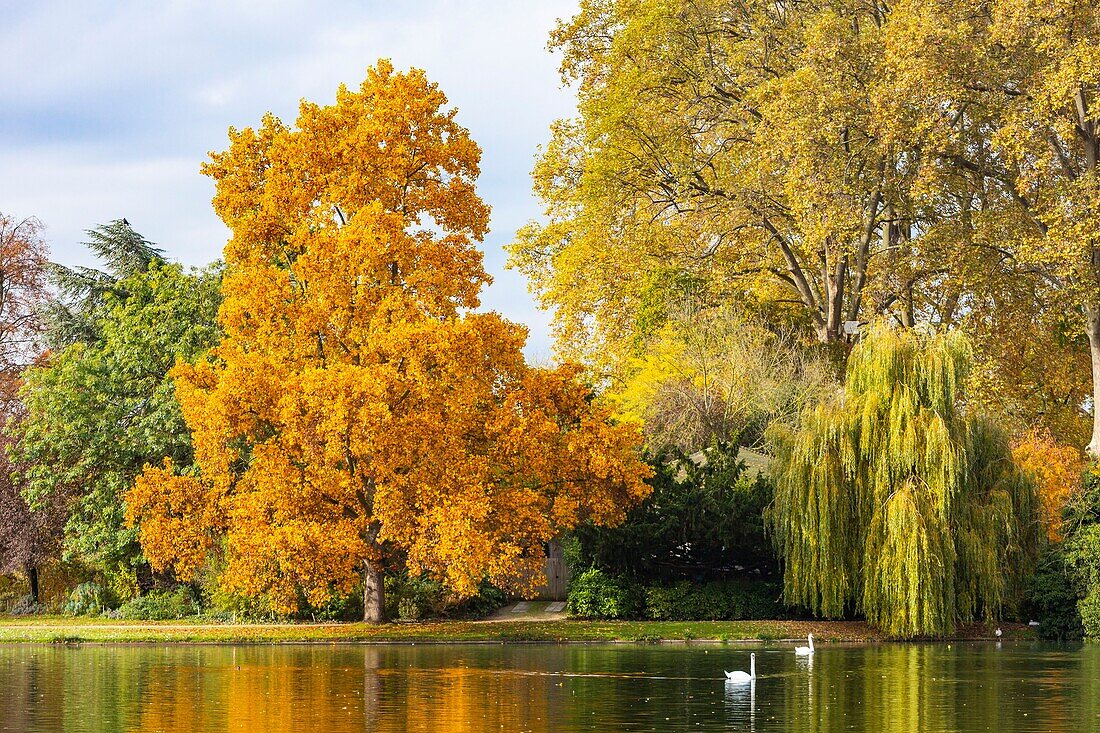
left=2, top=641, right=1097, bottom=732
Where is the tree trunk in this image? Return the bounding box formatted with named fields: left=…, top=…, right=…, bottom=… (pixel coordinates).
left=1087, top=305, right=1100, bottom=458
left=26, top=565, right=39, bottom=603
left=363, top=560, right=385, bottom=623
left=135, top=562, right=156, bottom=594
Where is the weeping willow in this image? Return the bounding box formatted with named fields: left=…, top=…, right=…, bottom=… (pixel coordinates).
left=768, top=325, right=1038, bottom=638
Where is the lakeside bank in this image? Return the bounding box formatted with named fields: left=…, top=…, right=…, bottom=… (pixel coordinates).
left=0, top=617, right=1031, bottom=644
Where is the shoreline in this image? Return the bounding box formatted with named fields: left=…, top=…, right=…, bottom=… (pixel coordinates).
left=0, top=617, right=1034, bottom=645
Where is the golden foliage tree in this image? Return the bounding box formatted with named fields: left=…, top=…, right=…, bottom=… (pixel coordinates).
left=126, top=62, right=650, bottom=621
left=512, top=0, right=1096, bottom=458
left=1012, top=429, right=1084, bottom=542
left=768, top=325, right=1038, bottom=637
left=510, top=0, right=990, bottom=369
left=880, top=0, right=1100, bottom=452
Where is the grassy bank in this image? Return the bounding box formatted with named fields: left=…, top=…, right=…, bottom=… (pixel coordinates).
left=0, top=616, right=1033, bottom=644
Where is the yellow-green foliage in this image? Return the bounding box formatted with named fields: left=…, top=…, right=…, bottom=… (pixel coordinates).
left=768, top=325, right=1038, bottom=638
left=612, top=304, right=837, bottom=453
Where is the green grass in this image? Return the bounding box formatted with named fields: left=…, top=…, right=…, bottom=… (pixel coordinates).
left=0, top=616, right=1033, bottom=644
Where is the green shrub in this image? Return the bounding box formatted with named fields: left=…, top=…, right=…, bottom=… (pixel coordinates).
left=566, top=567, right=644, bottom=619
left=64, top=582, right=113, bottom=616
left=642, top=582, right=692, bottom=620
left=1079, top=589, right=1100, bottom=638
left=305, top=589, right=363, bottom=622
left=201, top=585, right=284, bottom=623
left=397, top=596, right=423, bottom=620
left=1023, top=548, right=1083, bottom=640
left=380, top=574, right=504, bottom=621
left=114, top=587, right=199, bottom=620
left=644, top=579, right=782, bottom=621
left=459, top=582, right=507, bottom=619
left=385, top=574, right=445, bottom=620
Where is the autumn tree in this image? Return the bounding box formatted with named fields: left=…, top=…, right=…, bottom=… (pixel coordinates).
left=0, top=214, right=49, bottom=385
left=768, top=325, right=1039, bottom=637
left=877, top=0, right=1100, bottom=453
left=510, top=0, right=996, bottom=369
left=964, top=281, right=1091, bottom=449
left=126, top=62, right=650, bottom=622
left=0, top=212, right=60, bottom=600
left=14, top=226, right=220, bottom=585
left=0, top=429, right=67, bottom=602
left=1012, top=429, right=1084, bottom=542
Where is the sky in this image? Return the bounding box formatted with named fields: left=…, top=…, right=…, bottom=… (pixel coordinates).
left=0, top=0, right=580, bottom=360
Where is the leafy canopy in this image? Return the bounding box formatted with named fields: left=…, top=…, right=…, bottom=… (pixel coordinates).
left=613, top=304, right=837, bottom=454
left=14, top=256, right=221, bottom=577
left=768, top=325, right=1038, bottom=637
left=127, top=61, right=651, bottom=613
left=572, top=442, right=773, bottom=582
left=510, top=0, right=993, bottom=364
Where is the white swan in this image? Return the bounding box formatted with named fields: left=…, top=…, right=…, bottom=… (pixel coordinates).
left=725, top=652, right=756, bottom=683
left=795, top=633, right=815, bottom=656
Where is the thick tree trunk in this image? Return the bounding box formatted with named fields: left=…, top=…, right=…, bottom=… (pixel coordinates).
left=1087, top=305, right=1100, bottom=458
left=363, top=560, right=385, bottom=623
left=26, top=565, right=39, bottom=602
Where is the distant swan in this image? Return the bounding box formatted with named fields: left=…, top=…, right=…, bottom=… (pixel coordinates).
left=795, top=633, right=815, bottom=656
left=725, top=652, right=756, bottom=683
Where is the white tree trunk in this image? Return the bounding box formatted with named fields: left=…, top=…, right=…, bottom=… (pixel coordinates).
left=1086, top=305, right=1100, bottom=457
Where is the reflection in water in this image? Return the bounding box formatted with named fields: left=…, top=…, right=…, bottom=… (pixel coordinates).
left=724, top=677, right=756, bottom=732
left=0, top=642, right=1098, bottom=732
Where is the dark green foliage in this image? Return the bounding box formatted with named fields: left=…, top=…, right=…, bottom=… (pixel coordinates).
left=566, top=567, right=645, bottom=619
left=41, top=220, right=166, bottom=349
left=1023, top=548, right=1083, bottom=640
left=1050, top=466, right=1100, bottom=639
left=1062, top=469, right=1100, bottom=588
left=386, top=574, right=440, bottom=620
left=1078, top=589, right=1100, bottom=637
left=567, top=442, right=781, bottom=621
left=305, top=589, right=364, bottom=622
left=384, top=574, right=507, bottom=621
left=15, top=240, right=221, bottom=580
left=572, top=442, right=774, bottom=582
left=462, top=582, right=508, bottom=618
left=114, top=587, right=199, bottom=620
left=643, top=580, right=784, bottom=621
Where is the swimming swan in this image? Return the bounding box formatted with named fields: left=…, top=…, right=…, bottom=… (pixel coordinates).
left=795, top=634, right=815, bottom=656
left=725, top=652, right=756, bottom=683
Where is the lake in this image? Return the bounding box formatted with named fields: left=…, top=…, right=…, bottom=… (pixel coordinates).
left=1, top=642, right=1098, bottom=732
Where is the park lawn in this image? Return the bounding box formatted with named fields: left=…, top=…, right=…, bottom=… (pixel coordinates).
left=0, top=616, right=1032, bottom=644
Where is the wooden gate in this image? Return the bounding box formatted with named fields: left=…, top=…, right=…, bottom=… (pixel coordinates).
left=534, top=540, right=570, bottom=601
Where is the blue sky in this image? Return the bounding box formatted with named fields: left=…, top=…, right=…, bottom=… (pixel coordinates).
left=0, top=1, right=579, bottom=360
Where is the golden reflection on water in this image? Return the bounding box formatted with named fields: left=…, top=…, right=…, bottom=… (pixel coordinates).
left=1, top=642, right=1099, bottom=732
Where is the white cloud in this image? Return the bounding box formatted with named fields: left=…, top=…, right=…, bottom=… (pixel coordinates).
left=0, top=0, right=578, bottom=356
